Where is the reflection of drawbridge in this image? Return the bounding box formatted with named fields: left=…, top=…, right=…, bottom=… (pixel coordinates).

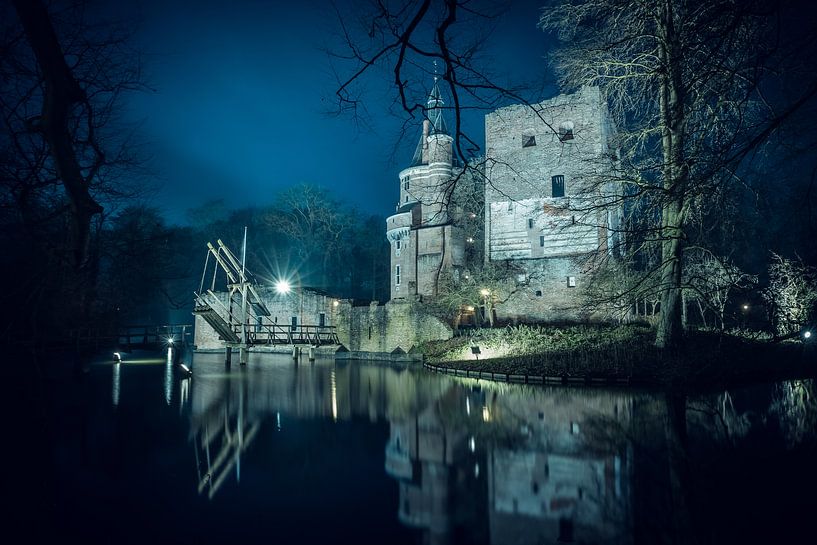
left=193, top=237, right=338, bottom=362
left=191, top=390, right=260, bottom=500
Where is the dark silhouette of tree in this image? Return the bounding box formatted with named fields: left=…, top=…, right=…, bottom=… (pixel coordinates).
left=540, top=0, right=817, bottom=348
left=1, top=0, right=146, bottom=341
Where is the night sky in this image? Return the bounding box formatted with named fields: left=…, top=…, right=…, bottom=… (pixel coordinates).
left=99, top=0, right=552, bottom=223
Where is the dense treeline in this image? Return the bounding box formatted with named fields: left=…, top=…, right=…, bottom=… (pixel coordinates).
left=1, top=184, right=388, bottom=342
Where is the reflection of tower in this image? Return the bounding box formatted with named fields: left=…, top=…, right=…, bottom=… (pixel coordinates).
left=385, top=387, right=488, bottom=545
left=386, top=78, right=466, bottom=300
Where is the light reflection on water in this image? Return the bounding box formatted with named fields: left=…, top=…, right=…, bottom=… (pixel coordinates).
left=61, top=351, right=816, bottom=544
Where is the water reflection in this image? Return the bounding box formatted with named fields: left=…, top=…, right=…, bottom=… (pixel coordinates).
left=182, top=354, right=633, bottom=543
left=111, top=361, right=120, bottom=406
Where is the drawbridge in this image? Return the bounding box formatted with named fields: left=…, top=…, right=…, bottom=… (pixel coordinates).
left=193, top=233, right=338, bottom=363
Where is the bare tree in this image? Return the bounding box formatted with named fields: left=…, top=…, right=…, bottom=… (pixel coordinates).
left=682, top=249, right=757, bottom=330
left=540, top=0, right=817, bottom=348
left=5, top=0, right=144, bottom=269
left=763, top=252, right=817, bottom=336
left=265, top=184, right=354, bottom=290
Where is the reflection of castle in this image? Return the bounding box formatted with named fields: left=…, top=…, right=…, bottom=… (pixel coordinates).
left=485, top=390, right=631, bottom=545
left=181, top=355, right=632, bottom=545
left=384, top=383, right=633, bottom=545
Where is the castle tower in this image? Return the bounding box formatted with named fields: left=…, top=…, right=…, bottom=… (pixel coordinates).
left=386, top=78, right=466, bottom=301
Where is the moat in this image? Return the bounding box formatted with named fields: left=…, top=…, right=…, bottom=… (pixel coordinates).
left=23, top=351, right=817, bottom=544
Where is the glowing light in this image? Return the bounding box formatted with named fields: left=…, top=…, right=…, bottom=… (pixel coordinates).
left=275, top=279, right=291, bottom=294
left=113, top=352, right=121, bottom=363
left=466, top=397, right=471, bottom=415
left=179, top=363, right=193, bottom=377
left=331, top=369, right=338, bottom=422
left=167, top=337, right=175, bottom=344
left=480, top=288, right=490, bottom=297
left=482, top=405, right=491, bottom=422
left=469, top=436, right=475, bottom=452
left=333, top=300, right=340, bottom=307
left=805, top=330, right=812, bottom=340
left=742, top=304, right=749, bottom=311
left=467, top=237, right=474, bottom=243
left=466, top=306, right=475, bottom=312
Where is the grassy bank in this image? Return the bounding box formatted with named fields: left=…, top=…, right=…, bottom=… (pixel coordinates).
left=419, top=324, right=815, bottom=389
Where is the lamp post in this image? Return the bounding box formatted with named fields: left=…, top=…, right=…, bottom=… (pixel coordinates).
left=480, top=288, right=491, bottom=327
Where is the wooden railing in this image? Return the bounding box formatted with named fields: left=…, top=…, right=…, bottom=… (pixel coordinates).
left=243, top=323, right=339, bottom=346
left=68, top=324, right=193, bottom=348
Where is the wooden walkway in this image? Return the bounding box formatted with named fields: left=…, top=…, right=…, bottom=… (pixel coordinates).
left=69, top=324, right=193, bottom=350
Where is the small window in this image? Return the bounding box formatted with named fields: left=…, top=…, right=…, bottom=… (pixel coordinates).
left=507, top=201, right=513, bottom=212
left=539, top=235, right=545, bottom=247
left=395, top=239, right=401, bottom=256
left=527, top=218, right=534, bottom=229
left=405, top=195, right=408, bottom=203
left=552, top=175, right=565, bottom=198
left=395, top=265, right=401, bottom=286
left=535, top=290, right=542, bottom=297
left=318, top=313, right=325, bottom=328
left=291, top=316, right=298, bottom=332
left=567, top=276, right=576, bottom=288
left=523, top=135, right=536, bottom=147
left=403, top=179, right=410, bottom=190
left=559, top=121, right=574, bottom=142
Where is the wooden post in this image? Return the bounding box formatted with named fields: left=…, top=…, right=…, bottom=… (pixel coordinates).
left=225, top=346, right=232, bottom=369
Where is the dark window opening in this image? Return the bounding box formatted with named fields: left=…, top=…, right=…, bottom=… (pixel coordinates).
left=559, top=121, right=574, bottom=142
left=535, top=290, right=542, bottom=297
left=291, top=316, right=297, bottom=332
left=368, top=325, right=372, bottom=340
left=528, top=218, right=534, bottom=229
left=539, top=235, right=545, bottom=247
left=532, top=482, right=540, bottom=494
left=523, top=135, right=536, bottom=147
left=552, top=175, right=565, bottom=198
left=319, top=313, right=325, bottom=328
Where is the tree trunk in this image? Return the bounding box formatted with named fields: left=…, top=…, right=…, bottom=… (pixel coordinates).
left=655, top=0, right=688, bottom=350
left=12, top=0, right=104, bottom=271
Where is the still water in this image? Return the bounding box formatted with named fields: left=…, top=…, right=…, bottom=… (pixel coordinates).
left=36, top=349, right=816, bottom=544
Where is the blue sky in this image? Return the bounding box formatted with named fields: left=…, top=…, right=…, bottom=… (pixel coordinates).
left=111, top=0, right=554, bottom=223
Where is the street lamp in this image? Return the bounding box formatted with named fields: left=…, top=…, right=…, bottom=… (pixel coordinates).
left=479, top=288, right=491, bottom=327
left=275, top=279, right=291, bottom=295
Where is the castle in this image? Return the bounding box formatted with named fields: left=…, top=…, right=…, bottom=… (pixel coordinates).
left=387, top=84, right=620, bottom=323
left=193, top=85, right=620, bottom=356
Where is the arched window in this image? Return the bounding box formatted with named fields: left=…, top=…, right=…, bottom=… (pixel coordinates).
left=552, top=175, right=565, bottom=198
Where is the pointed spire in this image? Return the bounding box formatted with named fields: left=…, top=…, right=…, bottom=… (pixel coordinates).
left=409, top=66, right=450, bottom=166
left=426, top=68, right=448, bottom=136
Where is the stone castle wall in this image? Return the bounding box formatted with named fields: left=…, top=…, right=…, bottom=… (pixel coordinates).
left=482, top=86, right=618, bottom=322
left=334, top=300, right=453, bottom=354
